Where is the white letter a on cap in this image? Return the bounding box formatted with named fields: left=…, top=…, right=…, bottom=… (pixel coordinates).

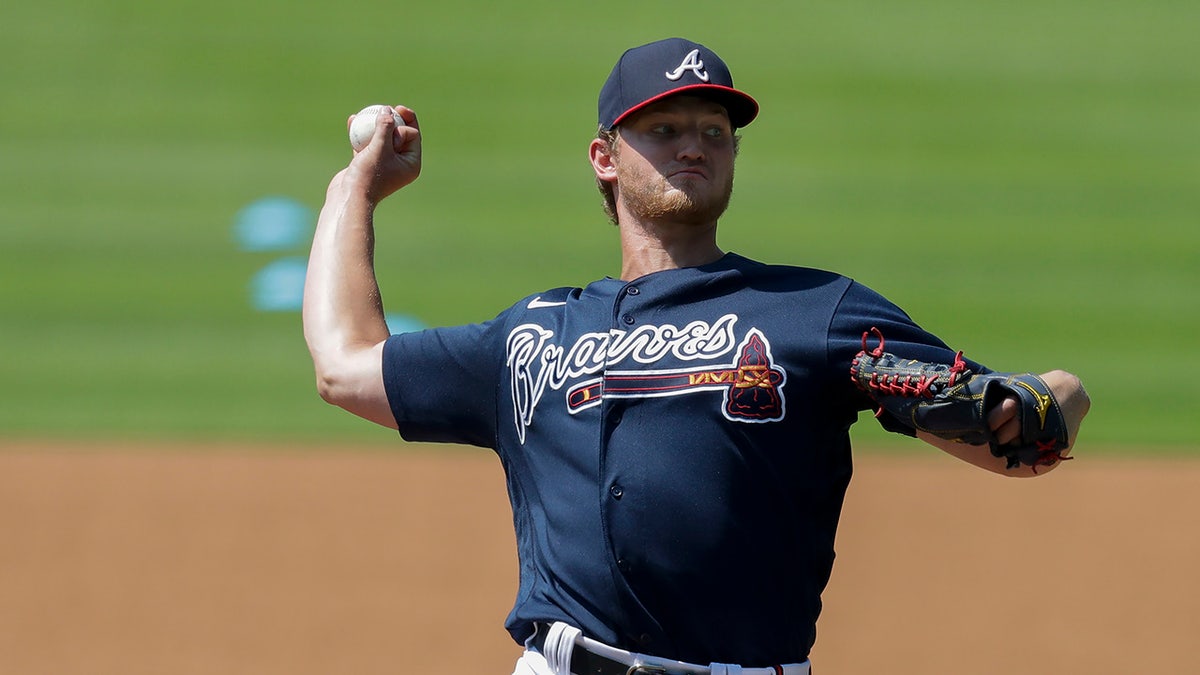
left=665, top=49, right=709, bottom=82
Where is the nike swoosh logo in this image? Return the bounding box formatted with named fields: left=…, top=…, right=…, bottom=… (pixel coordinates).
left=527, top=296, right=567, bottom=309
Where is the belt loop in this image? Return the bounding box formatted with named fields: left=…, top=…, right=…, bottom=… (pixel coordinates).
left=710, top=664, right=742, bottom=675
left=541, top=621, right=582, bottom=675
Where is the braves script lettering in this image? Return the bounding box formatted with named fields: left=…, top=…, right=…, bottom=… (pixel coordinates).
left=506, top=314, right=785, bottom=443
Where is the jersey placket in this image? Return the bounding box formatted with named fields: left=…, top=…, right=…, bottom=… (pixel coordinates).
left=596, top=281, right=664, bottom=651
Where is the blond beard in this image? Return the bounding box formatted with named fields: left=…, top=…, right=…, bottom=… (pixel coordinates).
left=617, top=164, right=734, bottom=225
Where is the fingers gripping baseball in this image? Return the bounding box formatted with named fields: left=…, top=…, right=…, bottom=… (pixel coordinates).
left=345, top=105, right=422, bottom=202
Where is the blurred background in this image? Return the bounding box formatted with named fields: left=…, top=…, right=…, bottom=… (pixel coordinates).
left=1, top=1, right=1198, bottom=673
left=2, top=0, right=1196, bottom=448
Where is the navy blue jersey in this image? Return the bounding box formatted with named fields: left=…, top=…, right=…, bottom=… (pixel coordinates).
left=381, top=253, right=981, bottom=665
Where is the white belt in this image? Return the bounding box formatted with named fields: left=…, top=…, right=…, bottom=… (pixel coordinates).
left=533, top=621, right=811, bottom=675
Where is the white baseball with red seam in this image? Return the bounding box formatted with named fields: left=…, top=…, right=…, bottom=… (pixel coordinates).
left=348, top=104, right=404, bottom=151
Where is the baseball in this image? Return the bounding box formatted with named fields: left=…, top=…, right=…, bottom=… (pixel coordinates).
left=348, top=104, right=404, bottom=151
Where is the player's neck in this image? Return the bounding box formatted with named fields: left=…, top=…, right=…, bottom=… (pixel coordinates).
left=617, top=217, right=723, bottom=280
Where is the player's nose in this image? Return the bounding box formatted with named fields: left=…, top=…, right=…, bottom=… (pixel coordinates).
left=676, top=132, right=706, bottom=161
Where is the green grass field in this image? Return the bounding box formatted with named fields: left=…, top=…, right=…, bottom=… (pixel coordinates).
left=1, top=1, right=1196, bottom=448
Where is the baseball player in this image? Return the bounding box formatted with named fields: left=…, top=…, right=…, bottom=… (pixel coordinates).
left=303, top=37, right=1090, bottom=675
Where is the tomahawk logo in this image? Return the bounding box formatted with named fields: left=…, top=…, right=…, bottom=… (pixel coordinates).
left=665, top=48, right=709, bottom=82
left=505, top=315, right=786, bottom=443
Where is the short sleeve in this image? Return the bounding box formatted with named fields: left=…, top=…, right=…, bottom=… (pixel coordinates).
left=830, top=280, right=990, bottom=436
left=381, top=320, right=503, bottom=448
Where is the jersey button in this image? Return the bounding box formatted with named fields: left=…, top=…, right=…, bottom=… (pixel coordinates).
left=622, top=314, right=635, bottom=325
left=609, top=484, right=624, bottom=500
left=626, top=286, right=640, bottom=296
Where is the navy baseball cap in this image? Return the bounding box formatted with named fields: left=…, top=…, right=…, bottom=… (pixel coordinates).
left=598, top=38, right=759, bottom=131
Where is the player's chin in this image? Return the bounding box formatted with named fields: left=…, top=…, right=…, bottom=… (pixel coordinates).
left=674, top=187, right=732, bottom=222
left=671, top=201, right=731, bottom=226
left=625, top=180, right=730, bottom=223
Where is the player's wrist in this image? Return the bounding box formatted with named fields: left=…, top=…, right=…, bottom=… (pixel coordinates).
left=328, top=169, right=384, bottom=209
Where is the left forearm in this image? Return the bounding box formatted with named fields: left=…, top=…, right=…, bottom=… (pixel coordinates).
left=919, top=431, right=1054, bottom=477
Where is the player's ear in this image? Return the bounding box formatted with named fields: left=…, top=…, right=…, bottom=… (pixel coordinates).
left=589, top=136, right=618, bottom=184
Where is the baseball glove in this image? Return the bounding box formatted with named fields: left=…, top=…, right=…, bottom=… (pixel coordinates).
left=850, top=327, right=1071, bottom=472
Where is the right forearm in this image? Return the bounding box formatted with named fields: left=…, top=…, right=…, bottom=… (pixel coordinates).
left=302, top=176, right=390, bottom=396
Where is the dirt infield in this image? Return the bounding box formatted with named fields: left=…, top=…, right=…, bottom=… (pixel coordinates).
left=2, top=442, right=1197, bottom=674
